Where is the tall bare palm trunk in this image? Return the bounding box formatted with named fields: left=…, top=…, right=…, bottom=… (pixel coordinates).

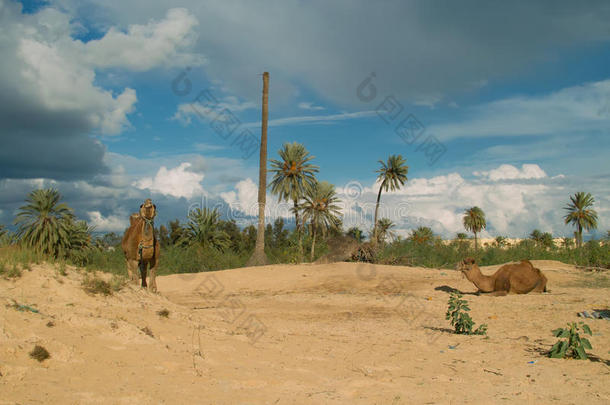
left=310, top=222, right=316, bottom=262
left=294, top=198, right=303, bottom=261
left=247, top=72, right=269, bottom=266
left=372, top=184, right=383, bottom=246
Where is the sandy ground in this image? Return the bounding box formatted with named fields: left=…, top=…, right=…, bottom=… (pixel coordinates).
left=1, top=260, right=609, bottom=404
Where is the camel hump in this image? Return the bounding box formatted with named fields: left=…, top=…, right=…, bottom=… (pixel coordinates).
left=129, top=213, right=141, bottom=226
left=519, top=259, right=534, bottom=268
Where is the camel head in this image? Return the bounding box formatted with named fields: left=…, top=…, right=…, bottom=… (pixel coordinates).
left=456, top=257, right=477, bottom=276
left=139, top=199, right=157, bottom=221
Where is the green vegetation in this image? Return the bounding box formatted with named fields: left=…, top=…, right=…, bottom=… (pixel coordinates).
left=564, top=192, right=598, bottom=248
left=446, top=292, right=487, bottom=335
left=463, top=206, right=486, bottom=251
left=300, top=180, right=342, bottom=261
left=269, top=142, right=319, bottom=261
left=373, top=155, right=408, bottom=246
left=0, top=147, right=606, bottom=278
left=377, top=233, right=609, bottom=269
left=549, top=322, right=593, bottom=360
left=81, top=273, right=125, bottom=294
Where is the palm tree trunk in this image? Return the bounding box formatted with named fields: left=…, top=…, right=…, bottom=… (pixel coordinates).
left=310, top=222, right=316, bottom=262
left=372, top=182, right=384, bottom=246
left=294, top=198, right=302, bottom=262
left=474, top=231, right=478, bottom=251
left=247, top=72, right=269, bottom=266
left=578, top=223, right=582, bottom=248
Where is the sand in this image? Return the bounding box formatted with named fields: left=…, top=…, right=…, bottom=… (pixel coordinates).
left=1, top=260, right=609, bottom=404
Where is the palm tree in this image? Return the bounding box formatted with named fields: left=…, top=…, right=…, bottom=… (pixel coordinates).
left=462, top=206, right=486, bottom=250
left=346, top=227, right=365, bottom=243
left=563, top=192, right=598, bottom=248
left=373, top=155, right=408, bottom=246
left=529, top=229, right=543, bottom=244
left=494, top=236, right=508, bottom=247
left=247, top=71, right=269, bottom=266
left=14, top=188, right=74, bottom=257
left=409, top=226, right=434, bottom=245
left=375, top=218, right=396, bottom=244
left=561, top=237, right=574, bottom=250
left=300, top=181, right=342, bottom=261
left=456, top=232, right=468, bottom=240
left=66, top=219, right=94, bottom=265
left=269, top=142, right=318, bottom=259
left=181, top=208, right=230, bottom=251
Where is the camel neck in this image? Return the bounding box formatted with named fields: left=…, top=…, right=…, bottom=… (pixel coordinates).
left=465, top=265, right=494, bottom=292
left=140, top=218, right=154, bottom=241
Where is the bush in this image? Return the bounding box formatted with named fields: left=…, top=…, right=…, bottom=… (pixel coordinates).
left=29, top=345, right=50, bottom=362
left=445, top=292, right=487, bottom=335
left=549, top=322, right=593, bottom=359
left=82, top=275, right=113, bottom=296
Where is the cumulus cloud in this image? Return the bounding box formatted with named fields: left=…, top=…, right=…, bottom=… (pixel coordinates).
left=331, top=164, right=608, bottom=239
left=0, top=3, right=202, bottom=180
left=87, top=211, right=127, bottom=232
left=473, top=164, right=547, bottom=181
left=69, top=1, right=610, bottom=108
left=220, top=178, right=292, bottom=221
left=134, top=162, right=205, bottom=199
left=79, top=8, right=203, bottom=71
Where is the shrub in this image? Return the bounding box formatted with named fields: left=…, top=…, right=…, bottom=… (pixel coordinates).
left=157, top=308, right=170, bottom=318
left=29, top=345, right=50, bottom=362
left=82, top=275, right=113, bottom=296
left=549, top=322, right=593, bottom=359
left=445, top=292, right=487, bottom=335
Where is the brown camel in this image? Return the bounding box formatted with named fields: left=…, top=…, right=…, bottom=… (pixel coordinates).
left=457, top=257, right=547, bottom=296
left=121, top=199, right=160, bottom=292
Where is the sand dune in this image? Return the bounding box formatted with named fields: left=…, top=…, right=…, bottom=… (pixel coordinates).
left=1, top=261, right=609, bottom=404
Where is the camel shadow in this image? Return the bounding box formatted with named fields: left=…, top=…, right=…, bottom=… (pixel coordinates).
left=434, top=285, right=478, bottom=296
left=423, top=325, right=455, bottom=334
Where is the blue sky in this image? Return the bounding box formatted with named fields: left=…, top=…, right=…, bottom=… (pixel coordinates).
left=1, top=0, right=609, bottom=239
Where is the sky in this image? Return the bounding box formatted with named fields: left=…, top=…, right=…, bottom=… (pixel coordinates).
left=1, top=0, right=609, bottom=240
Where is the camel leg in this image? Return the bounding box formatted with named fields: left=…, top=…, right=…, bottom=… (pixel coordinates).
left=127, top=260, right=139, bottom=284
left=148, top=261, right=157, bottom=293
left=534, top=274, right=548, bottom=293
left=139, top=261, right=148, bottom=289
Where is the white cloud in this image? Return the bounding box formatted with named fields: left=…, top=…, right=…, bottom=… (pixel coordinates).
left=331, top=163, right=609, bottom=239
left=298, top=101, right=325, bottom=111
left=473, top=164, right=547, bottom=181
left=87, top=211, right=127, bottom=232
left=9, top=7, right=201, bottom=136
left=220, top=178, right=293, bottom=221
left=79, top=8, right=203, bottom=71
left=244, top=110, right=376, bottom=128
left=430, top=79, right=610, bottom=140
left=133, top=162, right=205, bottom=199
left=171, top=96, right=255, bottom=126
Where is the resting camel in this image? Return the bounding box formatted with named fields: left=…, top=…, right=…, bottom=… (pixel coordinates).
left=121, top=199, right=160, bottom=292
left=457, top=257, right=547, bottom=296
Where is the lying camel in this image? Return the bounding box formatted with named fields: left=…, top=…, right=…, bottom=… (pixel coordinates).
left=121, top=199, right=160, bottom=292
left=457, top=257, right=547, bottom=296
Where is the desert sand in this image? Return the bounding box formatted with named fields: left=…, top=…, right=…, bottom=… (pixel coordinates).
left=1, top=260, right=609, bottom=404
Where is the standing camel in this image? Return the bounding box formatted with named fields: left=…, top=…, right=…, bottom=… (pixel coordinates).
left=121, top=199, right=160, bottom=292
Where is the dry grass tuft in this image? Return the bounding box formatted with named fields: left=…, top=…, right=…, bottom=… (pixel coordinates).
left=29, top=345, right=50, bottom=362
left=157, top=308, right=170, bottom=318
left=82, top=275, right=112, bottom=296
left=140, top=326, right=154, bottom=338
